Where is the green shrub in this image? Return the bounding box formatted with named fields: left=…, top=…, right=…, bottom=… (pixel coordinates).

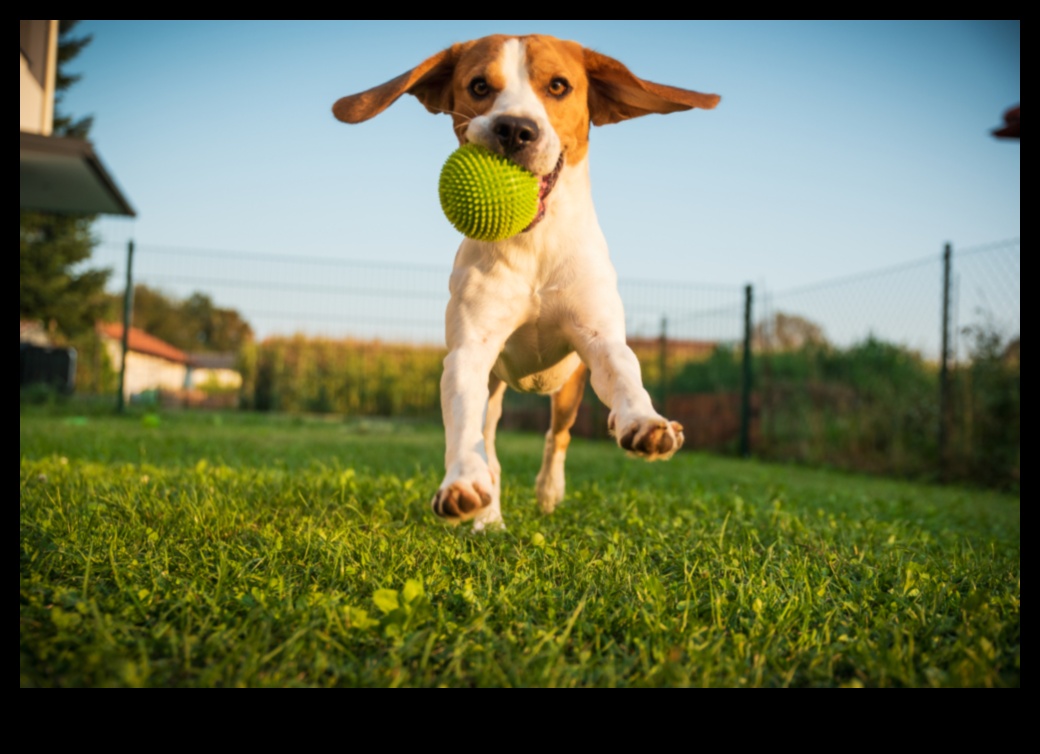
left=243, top=335, right=445, bottom=418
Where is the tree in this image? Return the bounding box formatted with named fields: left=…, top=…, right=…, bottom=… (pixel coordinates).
left=180, top=292, right=254, bottom=352
left=753, top=312, right=828, bottom=352
left=20, top=21, right=107, bottom=339
left=20, top=213, right=109, bottom=338
left=52, top=21, right=94, bottom=138
left=124, top=285, right=254, bottom=353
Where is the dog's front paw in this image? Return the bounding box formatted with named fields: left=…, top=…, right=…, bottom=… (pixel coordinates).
left=609, top=413, right=684, bottom=461
left=431, top=480, right=493, bottom=521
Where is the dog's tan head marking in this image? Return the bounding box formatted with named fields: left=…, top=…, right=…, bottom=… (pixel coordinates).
left=331, top=42, right=465, bottom=125
left=582, top=47, right=721, bottom=126
left=333, top=34, right=719, bottom=172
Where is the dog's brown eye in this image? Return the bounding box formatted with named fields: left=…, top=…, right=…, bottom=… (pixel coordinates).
left=469, top=78, right=490, bottom=98
left=548, top=77, right=571, bottom=98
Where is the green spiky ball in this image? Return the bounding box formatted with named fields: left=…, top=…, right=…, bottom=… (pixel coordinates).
left=439, top=144, right=540, bottom=242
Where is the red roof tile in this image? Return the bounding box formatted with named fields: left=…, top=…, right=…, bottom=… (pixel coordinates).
left=98, top=323, right=189, bottom=364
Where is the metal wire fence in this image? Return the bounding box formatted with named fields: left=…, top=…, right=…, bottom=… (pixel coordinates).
left=89, top=237, right=750, bottom=429
left=86, top=234, right=1019, bottom=487
left=755, top=239, right=1019, bottom=487
left=90, top=240, right=752, bottom=347
left=953, top=240, right=1021, bottom=360
left=92, top=241, right=450, bottom=344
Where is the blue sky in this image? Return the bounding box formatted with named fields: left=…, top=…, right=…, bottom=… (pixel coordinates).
left=65, top=20, right=1019, bottom=345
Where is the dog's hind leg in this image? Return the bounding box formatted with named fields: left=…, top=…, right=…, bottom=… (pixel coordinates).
left=535, top=361, right=588, bottom=513
left=471, top=373, right=507, bottom=532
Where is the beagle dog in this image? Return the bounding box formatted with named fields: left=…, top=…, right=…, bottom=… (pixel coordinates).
left=334, top=34, right=719, bottom=530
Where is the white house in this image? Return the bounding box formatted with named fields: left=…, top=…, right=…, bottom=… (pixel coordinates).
left=98, top=323, right=189, bottom=400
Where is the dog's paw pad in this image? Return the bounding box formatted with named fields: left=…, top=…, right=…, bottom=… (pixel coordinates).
left=616, top=418, right=684, bottom=460
left=431, top=481, right=493, bottom=520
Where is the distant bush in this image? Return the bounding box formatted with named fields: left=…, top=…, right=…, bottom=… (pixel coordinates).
left=230, top=328, right=1017, bottom=489
left=240, top=335, right=445, bottom=418
left=20, top=382, right=65, bottom=407
left=69, top=329, right=117, bottom=396
left=670, top=336, right=941, bottom=478
left=950, top=322, right=1020, bottom=489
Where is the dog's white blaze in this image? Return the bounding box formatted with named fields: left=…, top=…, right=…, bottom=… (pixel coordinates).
left=495, top=39, right=538, bottom=116
left=464, top=39, right=561, bottom=176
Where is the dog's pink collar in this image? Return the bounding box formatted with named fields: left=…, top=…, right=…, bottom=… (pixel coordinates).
left=523, top=152, right=565, bottom=233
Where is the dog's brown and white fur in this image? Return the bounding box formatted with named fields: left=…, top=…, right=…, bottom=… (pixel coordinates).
left=334, top=34, right=719, bottom=530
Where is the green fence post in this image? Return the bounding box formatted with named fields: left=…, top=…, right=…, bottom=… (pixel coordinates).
left=740, top=284, right=753, bottom=458
left=116, top=239, right=134, bottom=414
left=939, top=242, right=952, bottom=480
left=658, top=315, right=668, bottom=412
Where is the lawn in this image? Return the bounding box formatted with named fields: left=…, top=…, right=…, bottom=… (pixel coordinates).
left=20, top=406, right=1020, bottom=687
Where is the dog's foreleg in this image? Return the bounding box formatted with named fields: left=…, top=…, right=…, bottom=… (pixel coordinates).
left=431, top=345, right=502, bottom=526
left=575, top=334, right=684, bottom=461
left=535, top=361, right=588, bottom=513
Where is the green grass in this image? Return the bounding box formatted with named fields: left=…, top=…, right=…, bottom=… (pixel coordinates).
left=20, top=407, right=1019, bottom=687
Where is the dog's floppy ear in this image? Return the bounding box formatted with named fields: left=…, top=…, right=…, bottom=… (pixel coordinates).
left=584, top=48, right=720, bottom=126
left=333, top=45, right=462, bottom=123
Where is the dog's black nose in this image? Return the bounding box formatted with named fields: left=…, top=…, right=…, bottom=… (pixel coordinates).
left=493, top=116, right=540, bottom=153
